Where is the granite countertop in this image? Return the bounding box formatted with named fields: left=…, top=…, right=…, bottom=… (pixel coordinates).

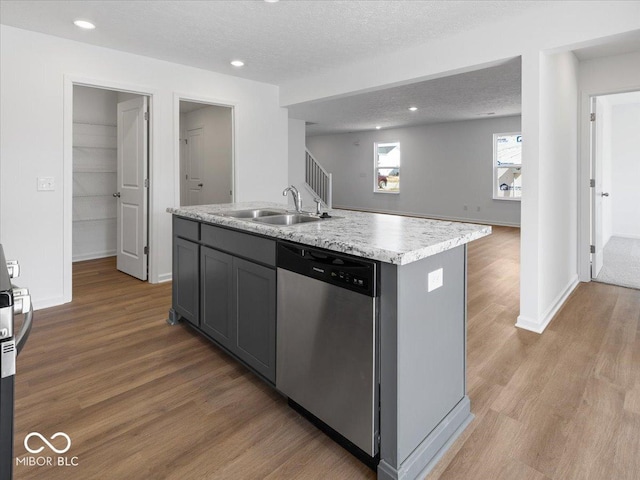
left=167, top=202, right=491, bottom=265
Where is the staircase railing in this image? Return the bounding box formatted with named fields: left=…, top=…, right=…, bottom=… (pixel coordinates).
left=305, top=148, right=332, bottom=209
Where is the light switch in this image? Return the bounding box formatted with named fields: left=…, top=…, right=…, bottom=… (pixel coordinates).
left=428, top=268, right=443, bottom=292
left=37, top=177, right=55, bottom=191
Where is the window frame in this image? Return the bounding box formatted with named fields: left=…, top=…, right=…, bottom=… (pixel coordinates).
left=374, top=141, right=401, bottom=194
left=492, top=132, right=522, bottom=201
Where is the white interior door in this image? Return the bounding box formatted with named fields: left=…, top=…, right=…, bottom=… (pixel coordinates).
left=184, top=126, right=205, bottom=206
left=116, top=96, right=148, bottom=280
left=591, top=97, right=605, bottom=278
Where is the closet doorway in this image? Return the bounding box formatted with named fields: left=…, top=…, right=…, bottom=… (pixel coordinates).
left=590, top=90, right=640, bottom=290
left=72, top=85, right=150, bottom=281
left=179, top=101, right=234, bottom=206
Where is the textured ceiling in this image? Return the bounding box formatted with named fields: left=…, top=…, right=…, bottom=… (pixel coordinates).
left=292, top=58, right=522, bottom=136
left=3, top=1, right=637, bottom=136
left=0, top=0, right=546, bottom=85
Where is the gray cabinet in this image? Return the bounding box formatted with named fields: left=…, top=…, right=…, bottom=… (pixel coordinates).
left=233, top=257, right=276, bottom=382
left=172, top=217, right=200, bottom=326
left=200, top=246, right=234, bottom=349
left=173, top=236, right=199, bottom=326
left=178, top=221, right=277, bottom=383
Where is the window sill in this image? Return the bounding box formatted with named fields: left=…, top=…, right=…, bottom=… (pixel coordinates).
left=374, top=190, right=400, bottom=195
left=493, top=196, right=521, bottom=202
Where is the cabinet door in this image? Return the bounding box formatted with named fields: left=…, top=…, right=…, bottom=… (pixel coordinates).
left=173, top=237, right=199, bottom=326
left=233, top=257, right=276, bottom=383
left=200, top=246, right=234, bottom=348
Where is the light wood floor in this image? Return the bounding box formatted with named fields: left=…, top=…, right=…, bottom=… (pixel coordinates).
left=13, top=226, right=640, bottom=479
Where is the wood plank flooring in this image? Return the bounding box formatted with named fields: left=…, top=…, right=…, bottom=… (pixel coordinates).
left=13, top=226, right=640, bottom=479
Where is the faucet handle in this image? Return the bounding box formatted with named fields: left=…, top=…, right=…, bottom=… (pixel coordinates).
left=314, top=198, right=322, bottom=215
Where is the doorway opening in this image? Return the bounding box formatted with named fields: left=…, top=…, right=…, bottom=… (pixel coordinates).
left=179, top=101, right=234, bottom=206
left=590, top=90, right=640, bottom=290
left=72, top=85, right=150, bottom=281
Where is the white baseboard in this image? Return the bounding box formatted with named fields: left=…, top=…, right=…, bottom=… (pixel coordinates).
left=333, top=204, right=520, bottom=228
left=516, top=275, right=580, bottom=334
left=157, top=272, right=172, bottom=283
left=33, top=296, right=67, bottom=311
left=72, top=250, right=116, bottom=262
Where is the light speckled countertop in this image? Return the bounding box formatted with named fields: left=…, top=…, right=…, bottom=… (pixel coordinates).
left=167, top=202, right=491, bottom=265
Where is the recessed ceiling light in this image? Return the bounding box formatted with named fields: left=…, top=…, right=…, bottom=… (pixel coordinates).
left=408, top=106, right=418, bottom=112
left=74, top=20, right=95, bottom=30
left=230, top=60, right=245, bottom=67
left=264, top=0, right=280, bottom=2
left=375, top=126, right=381, bottom=130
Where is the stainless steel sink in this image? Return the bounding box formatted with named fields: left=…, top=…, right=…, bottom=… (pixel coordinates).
left=219, top=208, right=287, bottom=219
left=253, top=213, right=323, bottom=226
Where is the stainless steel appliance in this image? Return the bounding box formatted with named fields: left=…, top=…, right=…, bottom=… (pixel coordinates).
left=276, top=242, right=378, bottom=464
left=1, top=245, right=33, bottom=479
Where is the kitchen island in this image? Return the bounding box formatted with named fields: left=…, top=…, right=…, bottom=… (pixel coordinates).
left=167, top=202, right=490, bottom=480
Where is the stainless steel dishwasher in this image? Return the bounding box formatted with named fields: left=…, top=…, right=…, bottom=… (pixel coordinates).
left=276, top=241, right=379, bottom=463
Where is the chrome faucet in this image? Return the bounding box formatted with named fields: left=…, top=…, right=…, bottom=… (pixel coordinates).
left=282, top=185, right=302, bottom=213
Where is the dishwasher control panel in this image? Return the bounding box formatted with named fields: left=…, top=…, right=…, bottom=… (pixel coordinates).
left=330, top=269, right=368, bottom=289
left=278, top=242, right=377, bottom=297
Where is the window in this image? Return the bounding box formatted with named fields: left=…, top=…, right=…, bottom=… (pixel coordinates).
left=493, top=133, right=522, bottom=200
left=375, top=142, right=400, bottom=193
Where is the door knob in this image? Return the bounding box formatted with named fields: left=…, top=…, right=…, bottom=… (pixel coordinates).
left=601, top=192, right=609, bottom=197
left=113, top=192, right=121, bottom=198
left=198, top=183, right=203, bottom=187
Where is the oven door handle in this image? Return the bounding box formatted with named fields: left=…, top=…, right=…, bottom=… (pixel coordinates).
left=16, top=302, right=33, bottom=356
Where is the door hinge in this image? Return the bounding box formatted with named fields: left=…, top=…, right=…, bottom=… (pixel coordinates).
left=144, top=111, right=149, bottom=121
left=590, top=245, right=595, bottom=254
left=144, top=246, right=149, bottom=255
left=590, top=113, right=596, bottom=122
left=590, top=179, right=595, bottom=187
left=144, top=178, right=149, bottom=188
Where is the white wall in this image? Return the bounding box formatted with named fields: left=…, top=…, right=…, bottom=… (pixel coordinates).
left=74, top=86, right=118, bottom=125
left=0, top=25, right=288, bottom=309
left=181, top=105, right=233, bottom=205
left=611, top=102, right=640, bottom=239
left=286, top=118, right=311, bottom=209
left=306, top=116, right=522, bottom=226
left=578, top=51, right=640, bottom=281
left=517, top=50, right=580, bottom=333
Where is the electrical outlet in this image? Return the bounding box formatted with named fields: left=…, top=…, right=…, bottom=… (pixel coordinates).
left=463, top=205, right=468, bottom=211
left=476, top=206, right=481, bottom=212
left=37, top=177, right=55, bottom=191
left=428, top=268, right=443, bottom=292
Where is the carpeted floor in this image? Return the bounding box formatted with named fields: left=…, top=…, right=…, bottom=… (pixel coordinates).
left=595, top=236, right=640, bottom=290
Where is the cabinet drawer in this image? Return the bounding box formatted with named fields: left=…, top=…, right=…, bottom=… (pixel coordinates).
left=174, top=217, right=200, bottom=241
left=202, top=224, right=275, bottom=266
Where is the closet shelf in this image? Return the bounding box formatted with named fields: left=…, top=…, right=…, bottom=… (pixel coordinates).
left=73, top=217, right=117, bottom=223
left=72, top=145, right=117, bottom=150
left=72, top=194, right=117, bottom=198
